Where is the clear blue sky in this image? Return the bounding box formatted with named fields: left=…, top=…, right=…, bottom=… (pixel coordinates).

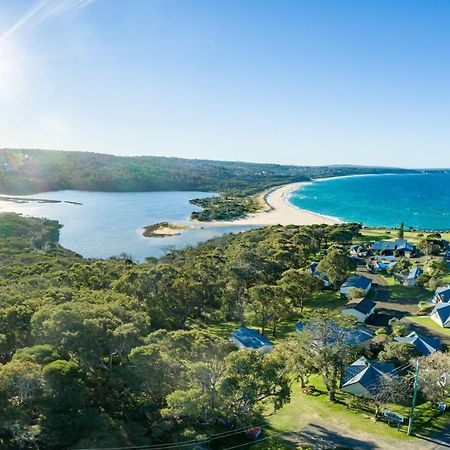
left=0, top=0, right=449, bottom=168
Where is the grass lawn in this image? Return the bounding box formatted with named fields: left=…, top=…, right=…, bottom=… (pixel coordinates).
left=360, top=228, right=450, bottom=245
left=390, top=284, right=431, bottom=301
left=267, top=376, right=448, bottom=445
left=206, top=292, right=345, bottom=344
left=267, top=376, right=412, bottom=441
left=408, top=316, right=450, bottom=336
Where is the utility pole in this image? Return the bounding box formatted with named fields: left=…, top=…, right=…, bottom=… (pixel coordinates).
left=407, top=360, right=420, bottom=436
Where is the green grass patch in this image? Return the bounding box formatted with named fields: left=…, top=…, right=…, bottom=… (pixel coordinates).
left=359, top=228, right=450, bottom=245
left=267, top=376, right=412, bottom=441
left=268, top=376, right=448, bottom=445
left=390, top=285, right=431, bottom=300
left=206, top=292, right=345, bottom=344
left=408, top=316, right=450, bottom=336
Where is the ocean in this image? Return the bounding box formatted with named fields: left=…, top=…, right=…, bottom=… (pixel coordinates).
left=288, top=172, right=450, bottom=231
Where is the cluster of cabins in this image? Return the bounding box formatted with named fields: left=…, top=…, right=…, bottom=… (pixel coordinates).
left=230, top=325, right=442, bottom=400
left=229, top=236, right=449, bottom=402
left=351, top=238, right=450, bottom=329
left=352, top=239, right=424, bottom=286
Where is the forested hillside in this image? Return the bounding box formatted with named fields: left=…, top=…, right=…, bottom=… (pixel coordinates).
left=0, top=148, right=416, bottom=195
left=0, top=212, right=362, bottom=448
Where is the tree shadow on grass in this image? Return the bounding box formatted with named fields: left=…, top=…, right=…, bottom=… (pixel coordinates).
left=283, top=423, right=379, bottom=450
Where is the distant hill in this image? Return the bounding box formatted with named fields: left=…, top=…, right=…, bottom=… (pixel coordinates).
left=0, top=148, right=417, bottom=195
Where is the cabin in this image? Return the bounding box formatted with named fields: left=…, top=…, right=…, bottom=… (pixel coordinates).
left=342, top=296, right=376, bottom=322
left=340, top=275, right=372, bottom=297
left=340, top=357, right=396, bottom=399
left=230, top=327, right=274, bottom=354
left=405, top=267, right=423, bottom=287
left=395, top=332, right=441, bottom=356
left=371, top=239, right=415, bottom=257
left=432, top=286, right=450, bottom=304
left=430, top=302, right=450, bottom=328
left=295, top=323, right=373, bottom=346
left=309, top=262, right=331, bottom=288
left=350, top=244, right=368, bottom=258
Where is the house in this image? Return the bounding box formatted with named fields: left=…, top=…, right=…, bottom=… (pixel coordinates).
left=395, top=332, right=441, bottom=356
left=230, top=327, right=274, bottom=354
left=405, top=267, right=423, bottom=287
left=350, top=244, right=368, bottom=258
left=340, top=357, right=396, bottom=399
left=342, top=296, right=376, bottom=322
left=432, top=286, right=450, bottom=304
left=295, top=323, right=373, bottom=345
left=371, top=239, right=415, bottom=257
left=340, top=275, right=372, bottom=297
left=430, top=302, right=450, bottom=328
left=309, top=262, right=331, bottom=288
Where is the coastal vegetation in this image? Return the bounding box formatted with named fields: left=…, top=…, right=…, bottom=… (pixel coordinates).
left=0, top=213, right=448, bottom=448
left=142, top=222, right=190, bottom=238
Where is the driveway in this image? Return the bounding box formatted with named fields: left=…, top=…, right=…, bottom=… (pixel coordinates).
left=280, top=422, right=450, bottom=449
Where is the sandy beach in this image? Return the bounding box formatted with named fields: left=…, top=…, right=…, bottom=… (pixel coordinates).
left=201, top=182, right=341, bottom=227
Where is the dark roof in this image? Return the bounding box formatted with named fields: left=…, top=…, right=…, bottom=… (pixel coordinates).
left=231, top=327, right=273, bottom=349
left=432, top=302, right=450, bottom=326
left=372, top=239, right=414, bottom=252
left=341, top=275, right=372, bottom=291
left=395, top=332, right=441, bottom=356
left=344, top=296, right=376, bottom=315
left=434, top=286, right=450, bottom=303
left=295, top=323, right=374, bottom=345
left=341, top=357, right=396, bottom=396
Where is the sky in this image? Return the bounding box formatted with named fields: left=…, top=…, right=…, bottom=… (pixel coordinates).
left=0, top=1, right=449, bottom=168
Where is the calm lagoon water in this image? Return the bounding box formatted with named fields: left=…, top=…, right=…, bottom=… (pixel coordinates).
left=289, top=173, right=450, bottom=231
left=0, top=190, right=256, bottom=261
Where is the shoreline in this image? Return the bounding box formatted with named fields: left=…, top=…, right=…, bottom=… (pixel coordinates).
left=197, top=181, right=342, bottom=227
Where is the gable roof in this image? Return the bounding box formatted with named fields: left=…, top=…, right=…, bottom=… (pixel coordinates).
left=231, top=327, right=273, bottom=349
left=407, top=267, right=423, bottom=280
left=295, top=323, right=374, bottom=345
left=343, top=296, right=376, bottom=315
left=431, top=302, right=450, bottom=326
left=341, top=275, right=372, bottom=291
left=395, top=332, right=441, bottom=356
left=434, top=286, right=450, bottom=303
left=372, top=239, right=414, bottom=252
left=341, top=357, right=396, bottom=397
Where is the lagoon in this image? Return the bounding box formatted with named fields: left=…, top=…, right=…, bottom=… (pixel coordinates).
left=0, top=190, right=256, bottom=261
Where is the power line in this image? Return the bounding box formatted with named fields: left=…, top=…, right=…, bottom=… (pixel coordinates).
left=221, top=431, right=284, bottom=450
left=75, top=423, right=266, bottom=450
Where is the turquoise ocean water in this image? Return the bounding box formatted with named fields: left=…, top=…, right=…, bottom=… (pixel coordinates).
left=289, top=173, right=450, bottom=231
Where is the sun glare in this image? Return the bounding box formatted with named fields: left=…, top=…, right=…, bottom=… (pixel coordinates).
left=0, top=41, right=20, bottom=98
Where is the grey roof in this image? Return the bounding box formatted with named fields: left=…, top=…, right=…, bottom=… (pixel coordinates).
left=341, top=357, right=396, bottom=396
left=395, top=332, right=441, bottom=356
left=431, top=302, right=450, bottom=326
left=231, top=327, right=273, bottom=349
left=341, top=275, right=372, bottom=291
left=344, top=296, right=376, bottom=315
